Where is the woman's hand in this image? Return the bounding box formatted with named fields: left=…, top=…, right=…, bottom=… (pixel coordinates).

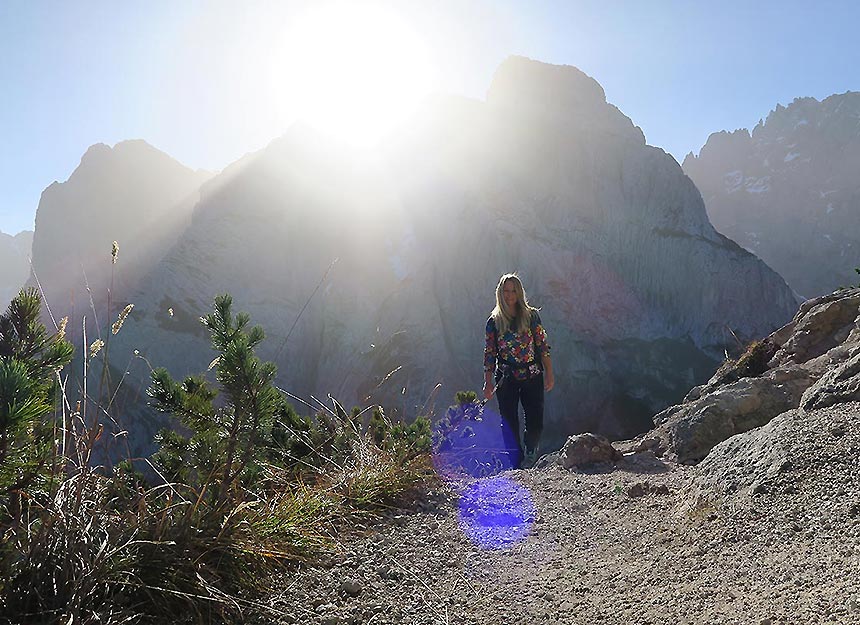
left=541, top=355, right=554, bottom=392
left=482, top=382, right=494, bottom=401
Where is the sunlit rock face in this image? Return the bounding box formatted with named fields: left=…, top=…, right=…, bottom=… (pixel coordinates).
left=29, top=140, right=211, bottom=337
left=0, top=230, right=33, bottom=307
left=683, top=93, right=860, bottom=299
left=372, top=56, right=797, bottom=443
left=101, top=56, right=797, bottom=458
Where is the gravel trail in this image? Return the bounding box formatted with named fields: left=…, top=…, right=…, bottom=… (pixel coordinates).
left=265, top=405, right=860, bottom=625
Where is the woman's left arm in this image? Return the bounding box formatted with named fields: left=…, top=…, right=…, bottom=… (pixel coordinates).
left=534, top=317, right=554, bottom=392
left=542, top=352, right=554, bottom=392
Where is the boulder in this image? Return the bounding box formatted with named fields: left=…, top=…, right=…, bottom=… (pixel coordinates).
left=659, top=366, right=815, bottom=463
left=559, top=433, right=622, bottom=469
left=771, top=293, right=860, bottom=365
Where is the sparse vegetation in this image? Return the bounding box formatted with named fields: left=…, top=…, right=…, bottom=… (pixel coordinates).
left=712, top=337, right=777, bottom=386
left=431, top=390, right=521, bottom=477
left=0, top=287, right=436, bottom=624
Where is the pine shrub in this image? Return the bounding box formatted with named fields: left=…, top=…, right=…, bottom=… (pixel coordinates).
left=0, top=289, right=436, bottom=623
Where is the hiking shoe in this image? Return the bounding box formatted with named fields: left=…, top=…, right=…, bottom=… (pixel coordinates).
left=521, top=449, right=539, bottom=469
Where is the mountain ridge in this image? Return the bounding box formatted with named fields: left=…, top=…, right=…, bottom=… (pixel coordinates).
left=28, top=139, right=213, bottom=329
left=684, top=91, right=860, bottom=298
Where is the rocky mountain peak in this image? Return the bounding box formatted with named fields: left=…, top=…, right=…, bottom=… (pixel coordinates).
left=69, top=139, right=205, bottom=184
left=488, top=55, right=607, bottom=112
left=682, top=128, right=751, bottom=174
left=29, top=140, right=212, bottom=338
left=79, top=142, right=112, bottom=164
left=749, top=92, right=860, bottom=148
left=683, top=91, right=860, bottom=298
left=486, top=56, right=645, bottom=144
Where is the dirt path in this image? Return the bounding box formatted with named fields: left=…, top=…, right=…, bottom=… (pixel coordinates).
left=264, top=453, right=860, bottom=625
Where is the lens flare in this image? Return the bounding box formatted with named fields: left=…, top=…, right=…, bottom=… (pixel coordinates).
left=457, top=476, right=536, bottom=550
left=432, top=401, right=534, bottom=548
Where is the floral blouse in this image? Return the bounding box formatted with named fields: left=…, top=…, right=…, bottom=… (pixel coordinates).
left=484, top=312, right=551, bottom=381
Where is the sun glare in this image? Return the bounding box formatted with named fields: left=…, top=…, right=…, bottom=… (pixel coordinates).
left=279, top=4, right=437, bottom=147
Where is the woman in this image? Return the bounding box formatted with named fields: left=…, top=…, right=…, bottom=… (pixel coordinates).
left=483, top=273, right=554, bottom=468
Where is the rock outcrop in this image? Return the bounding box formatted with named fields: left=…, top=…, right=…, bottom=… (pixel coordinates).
left=683, top=93, right=860, bottom=298
left=38, top=58, right=797, bottom=461
left=0, top=230, right=33, bottom=307
left=640, top=287, right=860, bottom=463
left=680, top=402, right=860, bottom=546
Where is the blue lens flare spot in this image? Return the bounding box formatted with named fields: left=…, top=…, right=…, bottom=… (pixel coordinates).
left=459, top=476, right=535, bottom=549
left=457, top=475, right=536, bottom=550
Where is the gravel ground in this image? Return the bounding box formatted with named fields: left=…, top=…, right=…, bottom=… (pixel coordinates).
left=262, top=405, right=860, bottom=625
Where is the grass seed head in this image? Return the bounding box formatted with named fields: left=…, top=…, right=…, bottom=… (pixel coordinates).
left=57, top=316, right=68, bottom=340
left=111, top=304, right=134, bottom=335
left=89, top=339, right=105, bottom=359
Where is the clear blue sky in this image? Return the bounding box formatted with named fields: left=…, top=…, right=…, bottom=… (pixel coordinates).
left=2, top=0, right=859, bottom=234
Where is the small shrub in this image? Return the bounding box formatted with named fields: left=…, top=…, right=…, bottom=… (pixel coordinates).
left=148, top=293, right=282, bottom=506
left=368, top=406, right=432, bottom=462
left=455, top=390, right=478, bottom=405
left=0, top=288, right=74, bottom=501
left=712, top=338, right=776, bottom=386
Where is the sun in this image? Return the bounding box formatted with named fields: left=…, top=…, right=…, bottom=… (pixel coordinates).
left=278, top=3, right=437, bottom=147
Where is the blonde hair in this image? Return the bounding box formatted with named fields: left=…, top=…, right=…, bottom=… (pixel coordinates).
left=491, top=273, right=538, bottom=335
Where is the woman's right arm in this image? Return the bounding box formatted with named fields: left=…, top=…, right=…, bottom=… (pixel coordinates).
left=483, top=318, right=496, bottom=400
left=483, top=369, right=494, bottom=400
